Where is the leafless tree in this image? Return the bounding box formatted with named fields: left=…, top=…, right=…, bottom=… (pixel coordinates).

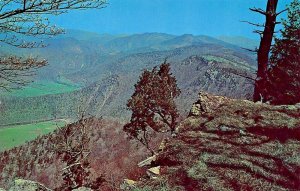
left=0, top=0, right=107, bottom=90
left=54, top=115, right=91, bottom=190
left=54, top=105, right=104, bottom=190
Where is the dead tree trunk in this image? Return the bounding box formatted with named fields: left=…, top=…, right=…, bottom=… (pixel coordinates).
left=253, top=0, right=279, bottom=102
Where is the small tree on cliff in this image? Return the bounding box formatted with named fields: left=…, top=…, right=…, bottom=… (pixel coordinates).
left=123, top=61, right=181, bottom=154
left=263, top=0, right=300, bottom=104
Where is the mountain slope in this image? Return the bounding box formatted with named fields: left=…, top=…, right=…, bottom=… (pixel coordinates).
left=134, top=92, right=300, bottom=190
left=77, top=44, right=255, bottom=117
left=217, top=36, right=259, bottom=50
left=0, top=118, right=152, bottom=190
left=103, top=33, right=175, bottom=53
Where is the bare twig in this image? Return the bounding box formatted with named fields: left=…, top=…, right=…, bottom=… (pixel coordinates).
left=241, top=20, right=265, bottom=27
left=276, top=8, right=288, bottom=16
left=0, top=0, right=107, bottom=47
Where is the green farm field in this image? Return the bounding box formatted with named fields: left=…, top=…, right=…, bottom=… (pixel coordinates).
left=0, top=120, right=65, bottom=152
left=1, top=80, right=81, bottom=97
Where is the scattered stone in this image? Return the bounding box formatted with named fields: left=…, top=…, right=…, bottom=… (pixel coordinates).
left=189, top=102, right=202, bottom=116
left=120, top=179, right=137, bottom=190
left=138, top=155, right=157, bottom=167
left=123, top=179, right=136, bottom=186
left=219, top=125, right=232, bottom=132
left=239, top=129, right=247, bottom=136
left=146, top=166, right=160, bottom=179
left=73, top=187, right=93, bottom=191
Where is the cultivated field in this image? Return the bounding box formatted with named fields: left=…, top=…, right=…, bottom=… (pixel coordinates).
left=1, top=80, right=81, bottom=97
left=0, top=120, right=65, bottom=152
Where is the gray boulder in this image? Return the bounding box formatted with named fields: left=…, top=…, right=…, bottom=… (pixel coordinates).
left=9, top=179, right=52, bottom=191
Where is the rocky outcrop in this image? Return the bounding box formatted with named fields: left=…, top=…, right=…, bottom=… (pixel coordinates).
left=139, top=92, right=300, bottom=190
left=8, top=179, right=52, bottom=191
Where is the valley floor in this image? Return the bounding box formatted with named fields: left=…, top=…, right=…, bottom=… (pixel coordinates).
left=0, top=120, right=66, bottom=152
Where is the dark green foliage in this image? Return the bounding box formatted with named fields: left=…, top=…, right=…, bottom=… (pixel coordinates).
left=264, top=0, right=300, bottom=104
left=124, top=62, right=180, bottom=154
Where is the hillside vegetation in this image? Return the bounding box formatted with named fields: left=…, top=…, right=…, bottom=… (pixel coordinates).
left=0, top=118, right=153, bottom=190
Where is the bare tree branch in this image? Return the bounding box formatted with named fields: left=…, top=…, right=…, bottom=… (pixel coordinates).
left=0, top=0, right=107, bottom=48
left=0, top=0, right=107, bottom=91
left=242, top=47, right=259, bottom=53
left=0, top=56, right=47, bottom=90
left=250, top=7, right=267, bottom=15
left=241, top=20, right=265, bottom=27
left=253, top=30, right=264, bottom=35
left=276, top=8, right=288, bottom=16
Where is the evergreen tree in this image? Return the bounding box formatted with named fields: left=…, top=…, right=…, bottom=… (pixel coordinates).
left=123, top=61, right=180, bottom=154
left=264, top=0, right=300, bottom=104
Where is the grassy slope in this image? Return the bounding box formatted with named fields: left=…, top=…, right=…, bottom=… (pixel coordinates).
left=138, top=93, right=300, bottom=191
left=0, top=121, right=65, bottom=152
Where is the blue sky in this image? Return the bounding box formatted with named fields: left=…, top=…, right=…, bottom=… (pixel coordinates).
left=52, top=0, right=291, bottom=39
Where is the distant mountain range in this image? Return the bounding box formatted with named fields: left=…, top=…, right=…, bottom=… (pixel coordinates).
left=0, top=29, right=258, bottom=124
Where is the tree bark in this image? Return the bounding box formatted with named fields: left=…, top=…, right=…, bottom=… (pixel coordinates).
left=253, top=0, right=279, bottom=102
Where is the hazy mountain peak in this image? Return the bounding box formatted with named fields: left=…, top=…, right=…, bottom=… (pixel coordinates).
left=217, top=35, right=259, bottom=50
